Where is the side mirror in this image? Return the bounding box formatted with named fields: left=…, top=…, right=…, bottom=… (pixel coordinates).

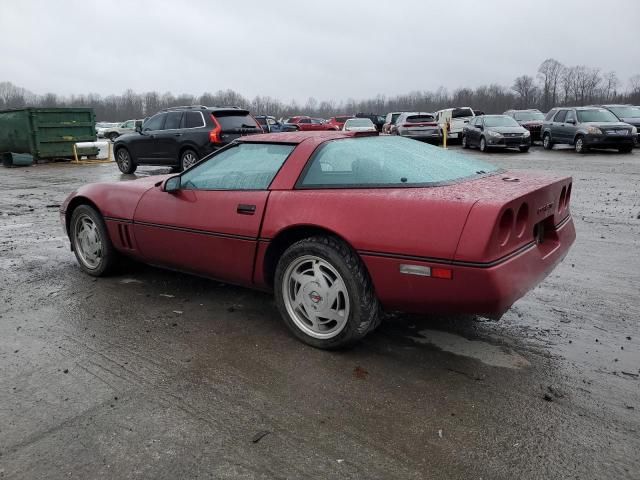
left=163, top=175, right=181, bottom=193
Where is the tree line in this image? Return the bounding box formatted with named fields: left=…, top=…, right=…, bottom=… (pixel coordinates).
left=1, top=59, right=639, bottom=121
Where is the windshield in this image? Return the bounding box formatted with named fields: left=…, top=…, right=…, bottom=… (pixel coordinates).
left=608, top=106, right=640, bottom=119
left=484, top=116, right=520, bottom=127
left=452, top=108, right=474, bottom=119
left=299, top=136, right=500, bottom=188
left=514, top=111, right=544, bottom=121
left=576, top=109, right=619, bottom=123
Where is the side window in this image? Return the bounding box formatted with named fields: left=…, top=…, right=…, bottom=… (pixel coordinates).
left=267, top=118, right=277, bottom=126
left=311, top=118, right=322, bottom=124
left=553, top=110, right=567, bottom=123
left=565, top=110, right=576, bottom=123
left=164, top=111, right=183, bottom=130
left=123, top=120, right=133, bottom=128
left=299, top=118, right=311, bottom=124
left=180, top=143, right=295, bottom=191
left=143, top=113, right=166, bottom=131
left=185, top=111, right=204, bottom=128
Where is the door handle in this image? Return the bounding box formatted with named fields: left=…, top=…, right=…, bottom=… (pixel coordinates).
left=174, top=133, right=182, bottom=137
left=237, top=204, right=256, bottom=215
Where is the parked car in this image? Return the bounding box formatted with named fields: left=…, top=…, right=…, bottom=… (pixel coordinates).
left=541, top=107, right=637, bottom=153
left=61, top=132, right=574, bottom=349
left=355, top=113, right=385, bottom=132
left=113, top=105, right=262, bottom=174
left=504, top=109, right=545, bottom=142
left=342, top=118, right=377, bottom=132
left=103, top=119, right=144, bottom=141
left=393, top=112, right=441, bottom=143
left=435, top=107, right=476, bottom=140
left=462, top=115, right=531, bottom=152
left=382, top=112, right=403, bottom=134
left=595, top=104, right=640, bottom=146
left=255, top=115, right=289, bottom=133
left=96, top=122, right=119, bottom=138
left=326, top=115, right=354, bottom=130
left=282, top=116, right=338, bottom=131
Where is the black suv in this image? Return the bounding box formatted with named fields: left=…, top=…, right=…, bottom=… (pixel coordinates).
left=541, top=107, right=637, bottom=153
left=113, top=106, right=262, bottom=174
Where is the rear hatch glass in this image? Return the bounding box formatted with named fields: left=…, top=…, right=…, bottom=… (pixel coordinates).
left=407, top=115, right=435, bottom=123
left=214, top=111, right=260, bottom=131
left=452, top=108, right=474, bottom=118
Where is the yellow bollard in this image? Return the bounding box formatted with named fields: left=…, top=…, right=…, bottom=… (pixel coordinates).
left=442, top=124, right=448, bottom=150
left=73, top=144, right=79, bottom=163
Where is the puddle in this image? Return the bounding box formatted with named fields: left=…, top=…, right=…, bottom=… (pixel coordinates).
left=411, top=330, right=530, bottom=369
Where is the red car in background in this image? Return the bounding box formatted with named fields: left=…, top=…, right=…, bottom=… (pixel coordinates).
left=327, top=115, right=354, bottom=130
left=282, top=116, right=338, bottom=131
left=61, top=132, right=575, bottom=349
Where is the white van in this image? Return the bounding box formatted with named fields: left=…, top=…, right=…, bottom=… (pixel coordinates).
left=435, top=107, right=476, bottom=139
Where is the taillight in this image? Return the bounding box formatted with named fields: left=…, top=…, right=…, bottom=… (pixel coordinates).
left=497, top=208, right=514, bottom=246
left=209, top=114, right=222, bottom=143
left=515, top=203, right=529, bottom=238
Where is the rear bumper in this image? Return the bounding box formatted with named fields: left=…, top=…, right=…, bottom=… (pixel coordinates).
left=361, top=215, right=575, bottom=317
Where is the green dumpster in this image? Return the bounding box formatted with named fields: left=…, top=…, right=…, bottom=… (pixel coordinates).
left=0, top=108, right=99, bottom=161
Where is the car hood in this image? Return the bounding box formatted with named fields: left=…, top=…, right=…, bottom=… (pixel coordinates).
left=582, top=121, right=631, bottom=129
left=488, top=126, right=526, bottom=134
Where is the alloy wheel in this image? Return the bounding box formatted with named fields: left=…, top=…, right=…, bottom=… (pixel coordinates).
left=73, top=214, right=103, bottom=270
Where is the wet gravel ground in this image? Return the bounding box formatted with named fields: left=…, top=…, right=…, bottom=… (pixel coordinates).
left=0, top=145, right=638, bottom=479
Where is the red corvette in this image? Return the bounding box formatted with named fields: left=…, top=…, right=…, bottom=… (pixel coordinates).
left=61, top=132, right=575, bottom=349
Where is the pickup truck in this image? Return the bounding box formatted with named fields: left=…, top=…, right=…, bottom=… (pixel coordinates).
left=435, top=107, right=476, bottom=140
left=103, top=119, right=144, bottom=141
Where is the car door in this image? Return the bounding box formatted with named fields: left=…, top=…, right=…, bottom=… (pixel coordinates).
left=130, top=113, right=167, bottom=162
left=564, top=109, right=578, bottom=144
left=298, top=118, right=312, bottom=131
left=468, top=117, right=480, bottom=145
left=152, top=111, right=183, bottom=163
left=132, top=142, right=296, bottom=285
left=551, top=109, right=568, bottom=143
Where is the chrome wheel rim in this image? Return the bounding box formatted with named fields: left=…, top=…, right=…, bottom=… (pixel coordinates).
left=576, top=138, right=583, bottom=152
left=74, top=214, right=103, bottom=270
left=117, top=149, right=130, bottom=170
left=544, top=136, right=550, bottom=148
left=182, top=151, right=198, bottom=170
left=282, top=255, right=350, bottom=339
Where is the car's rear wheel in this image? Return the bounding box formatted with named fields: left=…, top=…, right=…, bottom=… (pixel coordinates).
left=519, top=146, right=530, bottom=153
left=109, top=133, right=119, bottom=142
left=543, top=133, right=553, bottom=150
left=274, top=236, right=380, bottom=349
left=180, top=149, right=199, bottom=171
left=115, top=147, right=137, bottom=174
left=461, top=134, right=469, bottom=149
left=618, top=146, right=633, bottom=153
left=479, top=136, right=488, bottom=152
left=575, top=136, right=588, bottom=154
left=70, top=205, right=118, bottom=277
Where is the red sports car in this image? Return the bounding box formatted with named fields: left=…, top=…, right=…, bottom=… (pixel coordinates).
left=61, top=132, right=575, bottom=349
left=282, top=116, right=338, bottom=131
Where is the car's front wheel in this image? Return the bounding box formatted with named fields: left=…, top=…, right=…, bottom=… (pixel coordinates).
left=274, top=236, right=380, bottom=349
left=479, top=136, right=488, bottom=152
left=69, top=205, right=118, bottom=276
left=543, top=133, right=553, bottom=150
left=115, top=147, right=137, bottom=174
left=461, top=134, right=469, bottom=149
left=575, top=135, right=588, bottom=154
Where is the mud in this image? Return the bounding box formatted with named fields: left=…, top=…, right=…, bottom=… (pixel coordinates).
left=0, top=146, right=638, bottom=479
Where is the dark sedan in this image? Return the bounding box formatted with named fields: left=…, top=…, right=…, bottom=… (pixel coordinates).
left=462, top=115, right=531, bottom=152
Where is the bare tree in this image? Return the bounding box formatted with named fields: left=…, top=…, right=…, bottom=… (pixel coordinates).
left=537, top=59, right=564, bottom=110
left=602, top=71, right=619, bottom=102
left=512, top=75, right=537, bottom=108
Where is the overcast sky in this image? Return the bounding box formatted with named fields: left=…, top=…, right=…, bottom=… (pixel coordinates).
left=1, top=0, right=639, bottom=102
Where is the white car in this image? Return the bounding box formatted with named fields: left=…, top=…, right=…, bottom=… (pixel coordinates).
left=435, top=107, right=476, bottom=140
left=342, top=118, right=377, bottom=132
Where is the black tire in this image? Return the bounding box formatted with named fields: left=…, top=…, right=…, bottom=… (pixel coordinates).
left=461, top=134, right=469, bottom=149
left=479, top=136, right=488, bottom=152
left=69, top=205, right=119, bottom=277
left=618, top=146, right=633, bottom=153
left=180, top=149, right=199, bottom=171
left=108, top=132, right=119, bottom=142
left=543, top=133, right=553, bottom=150
left=115, top=147, right=137, bottom=174
left=274, top=235, right=381, bottom=349
left=575, top=135, right=588, bottom=154
left=519, top=146, right=530, bottom=153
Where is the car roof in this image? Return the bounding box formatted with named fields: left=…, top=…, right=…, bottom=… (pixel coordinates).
left=239, top=130, right=370, bottom=144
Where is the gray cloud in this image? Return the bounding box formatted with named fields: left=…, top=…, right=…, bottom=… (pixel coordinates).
left=1, top=0, right=639, bottom=101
